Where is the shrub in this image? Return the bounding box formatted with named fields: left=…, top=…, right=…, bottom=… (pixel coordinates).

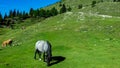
left=68, top=6, right=72, bottom=11
left=78, top=4, right=83, bottom=9
left=60, top=4, right=67, bottom=14
left=91, top=1, right=96, bottom=7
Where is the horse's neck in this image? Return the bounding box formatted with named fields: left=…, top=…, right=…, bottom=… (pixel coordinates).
left=47, top=45, right=52, bottom=57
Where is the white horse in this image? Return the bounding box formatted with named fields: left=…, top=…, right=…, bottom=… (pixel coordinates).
left=34, top=40, right=52, bottom=66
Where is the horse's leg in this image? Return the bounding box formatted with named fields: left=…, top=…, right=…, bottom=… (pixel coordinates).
left=38, top=51, right=42, bottom=61
left=43, top=52, right=46, bottom=62
left=46, top=55, right=50, bottom=66
left=5, top=43, right=7, bottom=47
left=2, top=43, right=5, bottom=47
left=9, top=40, right=12, bottom=46
left=46, top=50, right=52, bottom=66
left=34, top=49, right=38, bottom=59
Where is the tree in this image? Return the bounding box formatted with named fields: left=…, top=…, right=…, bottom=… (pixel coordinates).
left=67, top=6, right=72, bottom=11
left=60, top=4, right=67, bottom=14
left=0, top=13, right=3, bottom=23
left=59, top=2, right=62, bottom=7
left=39, top=9, right=46, bottom=17
left=50, top=7, right=58, bottom=16
left=29, top=8, right=34, bottom=17
left=115, top=0, right=120, bottom=2
left=101, top=0, right=103, bottom=2
left=4, top=13, right=8, bottom=20
left=33, top=9, right=40, bottom=17
left=9, top=10, right=13, bottom=18
left=18, top=11, right=23, bottom=18
left=22, top=11, right=28, bottom=19
left=13, top=9, right=17, bottom=17
left=36, top=9, right=40, bottom=17
left=78, top=4, right=83, bottom=9
left=113, top=0, right=116, bottom=2
left=46, top=10, right=51, bottom=17
left=16, top=10, right=20, bottom=17
left=91, top=1, right=96, bottom=7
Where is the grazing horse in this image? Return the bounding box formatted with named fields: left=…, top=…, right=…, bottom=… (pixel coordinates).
left=34, top=40, right=52, bottom=66
left=2, top=39, right=13, bottom=47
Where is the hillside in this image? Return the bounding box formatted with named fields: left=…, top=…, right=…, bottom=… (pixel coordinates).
left=0, top=0, right=120, bottom=68
left=47, top=0, right=120, bottom=16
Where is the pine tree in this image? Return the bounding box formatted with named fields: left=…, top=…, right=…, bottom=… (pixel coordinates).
left=39, top=9, right=46, bottom=17
left=16, top=10, right=20, bottom=16
left=4, top=13, right=8, bottom=20
left=91, top=1, right=96, bottom=7
left=117, top=0, right=120, bottom=2
left=59, top=2, right=62, bottom=7
left=78, top=4, right=82, bottom=9
left=46, top=10, right=51, bottom=17
left=34, top=9, right=40, bottom=17
left=9, top=10, right=13, bottom=18
left=60, top=4, right=67, bottom=14
left=22, top=11, right=26, bottom=19
left=68, top=6, right=72, bottom=11
left=0, top=13, right=3, bottom=23
left=36, top=9, right=40, bottom=17
left=29, top=8, right=34, bottom=17
left=13, top=9, right=17, bottom=17
left=101, top=0, right=103, bottom=2
left=113, top=0, right=116, bottom=2
left=18, top=11, right=23, bottom=18
left=51, top=7, right=58, bottom=16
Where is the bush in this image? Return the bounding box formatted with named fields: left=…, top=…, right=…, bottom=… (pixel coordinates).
left=91, top=1, right=96, bottom=7
left=68, top=6, right=72, bottom=11
left=78, top=4, right=83, bottom=9
left=60, top=4, right=67, bottom=14
left=114, top=0, right=120, bottom=2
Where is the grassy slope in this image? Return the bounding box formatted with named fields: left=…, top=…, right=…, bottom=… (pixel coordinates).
left=0, top=0, right=120, bottom=68
left=81, top=2, right=120, bottom=16
left=47, top=0, right=120, bottom=16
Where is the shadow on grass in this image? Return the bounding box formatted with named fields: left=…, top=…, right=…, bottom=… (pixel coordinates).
left=49, top=56, right=66, bottom=66
left=0, top=48, right=2, bottom=51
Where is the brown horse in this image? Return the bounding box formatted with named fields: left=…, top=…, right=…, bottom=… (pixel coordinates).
left=2, top=39, right=13, bottom=47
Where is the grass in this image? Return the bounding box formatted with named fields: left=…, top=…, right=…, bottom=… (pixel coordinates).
left=59, top=0, right=120, bottom=17
left=0, top=12, right=120, bottom=68
left=0, top=0, right=120, bottom=68
left=92, top=2, right=120, bottom=16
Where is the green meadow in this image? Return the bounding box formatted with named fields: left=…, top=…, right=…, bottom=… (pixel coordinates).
left=0, top=0, right=120, bottom=68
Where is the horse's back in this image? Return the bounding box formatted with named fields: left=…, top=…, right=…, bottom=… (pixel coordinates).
left=35, top=40, right=48, bottom=52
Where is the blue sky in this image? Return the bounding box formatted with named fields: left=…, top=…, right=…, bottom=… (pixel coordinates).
left=0, top=0, right=60, bottom=17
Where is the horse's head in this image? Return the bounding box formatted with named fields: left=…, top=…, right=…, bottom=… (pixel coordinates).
left=47, top=46, right=52, bottom=61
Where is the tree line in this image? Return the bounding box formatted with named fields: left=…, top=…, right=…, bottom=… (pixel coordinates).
left=113, top=0, right=120, bottom=2
left=0, top=4, right=71, bottom=28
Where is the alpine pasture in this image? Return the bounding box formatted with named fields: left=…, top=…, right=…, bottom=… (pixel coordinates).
left=0, top=0, right=120, bottom=68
